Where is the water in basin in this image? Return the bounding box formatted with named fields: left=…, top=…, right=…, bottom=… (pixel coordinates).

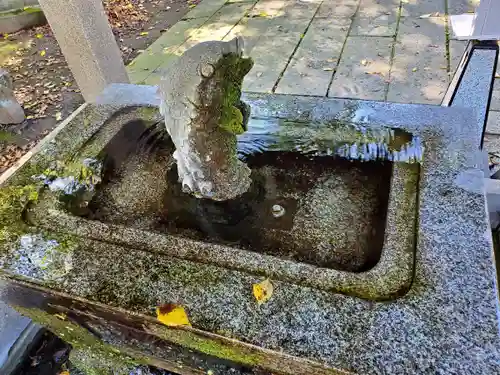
left=71, top=117, right=420, bottom=273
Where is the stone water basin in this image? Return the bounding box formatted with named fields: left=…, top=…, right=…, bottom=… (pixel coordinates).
left=26, top=90, right=420, bottom=301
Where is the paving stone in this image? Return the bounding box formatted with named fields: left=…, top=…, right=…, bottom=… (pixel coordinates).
left=328, top=36, right=392, bottom=100
left=183, top=0, right=229, bottom=18
left=315, top=0, right=359, bottom=18
left=223, top=15, right=273, bottom=54
left=350, top=13, right=399, bottom=36
left=491, top=80, right=500, bottom=111
left=449, top=39, right=468, bottom=75
left=250, top=0, right=322, bottom=20
left=243, top=15, right=311, bottom=93
left=447, top=0, right=480, bottom=15
left=276, top=18, right=351, bottom=96
left=128, top=17, right=210, bottom=83
left=387, top=17, right=448, bottom=104
left=486, top=111, right=500, bottom=135
left=400, top=0, right=445, bottom=17
left=153, top=1, right=254, bottom=75
left=357, top=0, right=401, bottom=17
left=483, top=133, right=500, bottom=154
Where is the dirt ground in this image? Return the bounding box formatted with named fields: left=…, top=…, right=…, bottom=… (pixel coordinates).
left=0, top=0, right=196, bottom=174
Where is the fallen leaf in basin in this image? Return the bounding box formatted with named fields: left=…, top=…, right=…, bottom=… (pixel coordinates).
left=140, top=31, right=149, bottom=36
left=36, top=33, right=44, bottom=39
left=156, top=303, right=191, bottom=327
left=253, top=278, right=274, bottom=305
left=40, top=50, right=46, bottom=57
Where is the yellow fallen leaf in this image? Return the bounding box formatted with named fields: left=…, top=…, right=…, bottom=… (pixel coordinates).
left=36, top=33, right=43, bottom=39
left=189, top=4, right=197, bottom=8
left=156, top=303, right=191, bottom=327
left=360, top=59, right=368, bottom=66
left=54, top=312, right=66, bottom=320
left=412, top=67, right=418, bottom=72
left=40, top=50, right=46, bottom=57
left=3, top=33, right=9, bottom=39
left=140, top=31, right=149, bottom=36
left=58, top=371, right=70, bottom=375
left=253, top=278, right=273, bottom=305
left=322, top=67, right=334, bottom=71
left=55, top=112, right=62, bottom=121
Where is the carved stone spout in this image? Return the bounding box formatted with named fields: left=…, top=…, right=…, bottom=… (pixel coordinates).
left=158, top=37, right=253, bottom=201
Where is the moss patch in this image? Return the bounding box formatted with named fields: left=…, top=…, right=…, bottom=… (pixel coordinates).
left=147, top=324, right=261, bottom=367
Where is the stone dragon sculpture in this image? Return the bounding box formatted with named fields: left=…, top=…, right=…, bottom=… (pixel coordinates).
left=157, top=37, right=253, bottom=201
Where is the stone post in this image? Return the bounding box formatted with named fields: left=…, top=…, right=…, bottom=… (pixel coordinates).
left=38, top=0, right=129, bottom=102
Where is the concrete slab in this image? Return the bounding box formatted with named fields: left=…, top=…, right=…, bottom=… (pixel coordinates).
left=449, top=39, right=468, bottom=75
left=447, top=0, right=479, bottom=15
left=328, top=36, right=393, bottom=100
left=223, top=15, right=273, bottom=54
left=401, top=0, right=445, bottom=17
left=491, top=80, right=500, bottom=111
left=487, top=111, right=500, bottom=135
left=182, top=0, right=228, bottom=18
left=153, top=1, right=255, bottom=78
left=243, top=15, right=311, bottom=93
left=387, top=16, right=448, bottom=104
left=315, top=0, right=359, bottom=18
left=350, top=13, right=399, bottom=36
left=250, top=0, right=322, bottom=20
left=357, top=0, right=401, bottom=17
left=276, top=17, right=351, bottom=96
left=127, top=17, right=210, bottom=83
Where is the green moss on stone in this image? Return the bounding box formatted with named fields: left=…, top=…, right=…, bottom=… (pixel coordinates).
left=148, top=325, right=261, bottom=367
left=214, top=53, right=253, bottom=135
left=0, top=184, right=39, bottom=243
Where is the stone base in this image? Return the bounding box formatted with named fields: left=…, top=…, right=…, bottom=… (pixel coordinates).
left=0, top=6, right=46, bottom=34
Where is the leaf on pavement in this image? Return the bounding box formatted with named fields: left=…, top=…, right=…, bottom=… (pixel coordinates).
left=156, top=303, right=191, bottom=327
left=40, top=50, right=46, bottom=57
left=253, top=278, right=274, bottom=305
left=55, top=112, right=62, bottom=121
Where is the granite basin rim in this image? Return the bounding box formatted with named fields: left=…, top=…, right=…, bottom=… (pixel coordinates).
left=24, top=97, right=418, bottom=301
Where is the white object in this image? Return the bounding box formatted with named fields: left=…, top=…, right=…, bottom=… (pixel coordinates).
left=450, top=0, right=500, bottom=40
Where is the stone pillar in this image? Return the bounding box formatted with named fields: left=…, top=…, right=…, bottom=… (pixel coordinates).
left=38, top=0, right=129, bottom=102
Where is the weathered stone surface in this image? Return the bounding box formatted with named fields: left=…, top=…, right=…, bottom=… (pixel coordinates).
left=0, top=69, right=24, bottom=124
left=449, top=39, right=467, bottom=75
left=328, top=36, right=392, bottom=100
left=487, top=111, right=500, bottom=135
left=0, top=3, right=46, bottom=34
left=387, top=17, right=448, bottom=104
left=400, top=0, right=445, bottom=16
left=38, top=0, right=129, bottom=102
left=357, top=0, right=400, bottom=17
left=242, top=15, right=310, bottom=93
left=350, top=14, right=398, bottom=36
left=315, top=0, right=359, bottom=18
left=158, top=38, right=253, bottom=201
left=447, top=0, right=479, bottom=15
left=491, top=80, right=500, bottom=111
left=276, top=18, right=351, bottom=96
left=1, top=83, right=499, bottom=374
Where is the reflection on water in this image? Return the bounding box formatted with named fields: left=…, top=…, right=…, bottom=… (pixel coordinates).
left=238, top=118, right=423, bottom=163
left=64, top=115, right=420, bottom=272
